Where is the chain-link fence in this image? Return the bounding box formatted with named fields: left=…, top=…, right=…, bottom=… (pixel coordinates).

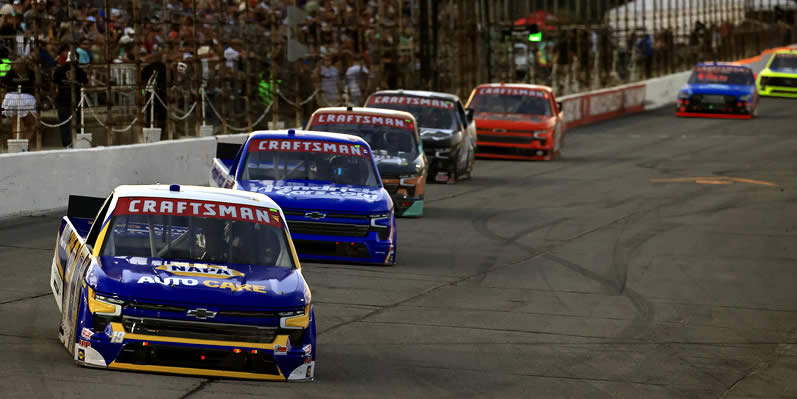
left=1, top=0, right=794, bottom=152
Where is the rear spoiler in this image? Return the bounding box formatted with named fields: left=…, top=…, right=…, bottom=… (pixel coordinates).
left=216, top=142, right=242, bottom=161
left=67, top=195, right=106, bottom=220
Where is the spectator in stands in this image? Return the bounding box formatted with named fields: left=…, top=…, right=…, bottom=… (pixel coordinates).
left=0, top=47, right=11, bottom=78
left=141, top=52, right=167, bottom=130
left=1, top=56, right=37, bottom=141
left=316, top=54, right=340, bottom=106
left=53, top=51, right=88, bottom=148
left=637, top=33, right=653, bottom=79
left=345, top=53, right=367, bottom=106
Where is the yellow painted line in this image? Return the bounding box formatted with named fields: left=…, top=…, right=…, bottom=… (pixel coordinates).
left=650, top=176, right=778, bottom=187
left=695, top=179, right=733, bottom=185
left=727, top=177, right=778, bottom=187
left=650, top=177, right=715, bottom=183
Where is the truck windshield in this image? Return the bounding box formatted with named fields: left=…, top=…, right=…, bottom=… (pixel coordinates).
left=101, top=197, right=294, bottom=268
left=242, top=138, right=381, bottom=187
left=366, top=96, right=458, bottom=130
left=470, top=89, right=552, bottom=116
left=689, top=67, right=754, bottom=85
left=309, top=122, right=419, bottom=159
left=769, top=54, right=797, bottom=70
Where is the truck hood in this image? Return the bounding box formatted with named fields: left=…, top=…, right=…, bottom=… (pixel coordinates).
left=419, top=128, right=462, bottom=149
left=371, top=150, right=425, bottom=178
left=474, top=113, right=555, bottom=130
left=236, top=180, right=392, bottom=214
left=91, top=257, right=308, bottom=309
left=682, top=83, right=754, bottom=97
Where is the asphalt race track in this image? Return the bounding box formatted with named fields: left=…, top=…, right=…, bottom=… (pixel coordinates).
left=1, top=98, right=796, bottom=398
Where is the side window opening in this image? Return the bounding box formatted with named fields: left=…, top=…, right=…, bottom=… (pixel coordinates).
left=456, top=102, right=468, bottom=127
left=86, top=194, right=114, bottom=248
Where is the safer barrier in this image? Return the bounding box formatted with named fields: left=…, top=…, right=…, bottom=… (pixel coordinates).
left=0, top=134, right=247, bottom=219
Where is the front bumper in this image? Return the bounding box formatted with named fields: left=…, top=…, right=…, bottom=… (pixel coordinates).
left=73, top=322, right=315, bottom=381
left=423, top=146, right=459, bottom=182
left=382, top=178, right=425, bottom=217
left=291, top=229, right=396, bottom=265
left=758, top=82, right=797, bottom=98
left=675, top=97, right=754, bottom=119
left=476, top=133, right=553, bottom=160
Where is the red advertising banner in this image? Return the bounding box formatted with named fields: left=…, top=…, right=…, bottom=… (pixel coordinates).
left=367, top=95, right=455, bottom=110
left=248, top=139, right=370, bottom=158
left=115, top=197, right=283, bottom=227
left=310, top=112, right=414, bottom=130
left=560, top=83, right=646, bottom=129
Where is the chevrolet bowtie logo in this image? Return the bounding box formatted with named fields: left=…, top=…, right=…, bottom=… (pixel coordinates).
left=305, top=211, right=326, bottom=220
left=187, top=308, right=217, bottom=319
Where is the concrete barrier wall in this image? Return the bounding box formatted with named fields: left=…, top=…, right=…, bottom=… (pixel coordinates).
left=0, top=134, right=247, bottom=218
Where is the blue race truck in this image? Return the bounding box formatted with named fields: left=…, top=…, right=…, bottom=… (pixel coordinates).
left=50, top=184, right=316, bottom=381
left=211, top=129, right=396, bottom=265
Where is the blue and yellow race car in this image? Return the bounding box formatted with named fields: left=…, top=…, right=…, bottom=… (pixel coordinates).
left=677, top=63, right=758, bottom=119
left=758, top=49, right=797, bottom=98
left=51, top=184, right=316, bottom=381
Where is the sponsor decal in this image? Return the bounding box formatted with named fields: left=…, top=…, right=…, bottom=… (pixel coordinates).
left=81, top=327, right=93, bottom=340
left=372, top=153, right=408, bottom=165
left=78, top=348, right=85, bottom=361
left=303, top=344, right=312, bottom=356
left=253, top=184, right=381, bottom=201
left=79, top=339, right=91, bottom=348
left=156, top=263, right=245, bottom=279
left=111, top=331, right=125, bottom=343
left=115, top=197, right=282, bottom=227
left=250, top=138, right=372, bottom=157
left=563, top=84, right=645, bottom=128
left=478, top=87, right=547, bottom=97
left=136, top=276, right=267, bottom=294
left=273, top=344, right=287, bottom=355
left=695, top=65, right=751, bottom=73
left=367, top=95, right=455, bottom=110
left=306, top=365, right=312, bottom=377
left=304, top=357, right=312, bottom=364
left=310, top=113, right=414, bottom=131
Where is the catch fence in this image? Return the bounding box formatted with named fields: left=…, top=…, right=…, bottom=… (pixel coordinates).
left=2, top=0, right=794, bottom=151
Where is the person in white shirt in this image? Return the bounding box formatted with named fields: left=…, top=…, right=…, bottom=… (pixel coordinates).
left=345, top=55, right=368, bottom=106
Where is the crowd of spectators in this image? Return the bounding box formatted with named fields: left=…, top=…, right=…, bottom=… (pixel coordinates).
left=0, top=0, right=417, bottom=146
left=0, top=0, right=792, bottom=148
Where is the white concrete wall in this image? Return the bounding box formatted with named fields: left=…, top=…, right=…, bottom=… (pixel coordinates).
left=643, top=70, right=692, bottom=110
left=0, top=134, right=248, bottom=218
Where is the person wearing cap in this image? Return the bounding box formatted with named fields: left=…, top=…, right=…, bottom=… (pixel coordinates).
left=53, top=51, right=88, bottom=148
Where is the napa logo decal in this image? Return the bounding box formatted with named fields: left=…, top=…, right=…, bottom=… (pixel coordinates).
left=156, top=263, right=245, bottom=279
